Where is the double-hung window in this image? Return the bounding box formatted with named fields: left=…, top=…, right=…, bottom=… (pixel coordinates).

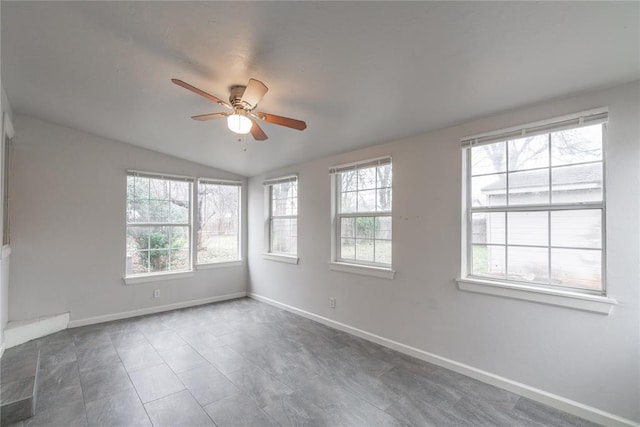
left=331, top=157, right=392, bottom=269
left=264, top=176, right=298, bottom=258
left=461, top=110, right=607, bottom=295
left=197, top=179, right=241, bottom=265
left=126, top=171, right=193, bottom=277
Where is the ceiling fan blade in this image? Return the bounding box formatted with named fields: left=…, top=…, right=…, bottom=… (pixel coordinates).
left=250, top=119, right=268, bottom=141
left=254, top=112, right=307, bottom=131
left=191, top=112, right=229, bottom=121
left=172, top=79, right=232, bottom=109
left=241, top=78, right=268, bottom=109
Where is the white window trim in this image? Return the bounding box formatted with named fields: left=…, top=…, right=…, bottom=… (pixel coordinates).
left=196, top=260, right=243, bottom=270
left=329, top=261, right=395, bottom=279
left=459, top=109, right=611, bottom=311
left=195, top=178, right=243, bottom=266
left=263, top=175, right=299, bottom=260
left=330, top=157, right=394, bottom=274
left=262, top=253, right=299, bottom=264
left=125, top=170, right=194, bottom=280
left=123, top=270, right=194, bottom=285
left=456, top=277, right=616, bottom=315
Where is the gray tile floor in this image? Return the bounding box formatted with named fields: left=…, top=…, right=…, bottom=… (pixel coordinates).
left=7, top=298, right=599, bottom=426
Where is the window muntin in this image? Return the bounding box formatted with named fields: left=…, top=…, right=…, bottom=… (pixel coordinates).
left=465, top=120, right=605, bottom=294
left=197, top=180, right=241, bottom=264
left=333, top=158, right=392, bottom=267
left=266, top=177, right=298, bottom=256
left=126, top=172, right=192, bottom=276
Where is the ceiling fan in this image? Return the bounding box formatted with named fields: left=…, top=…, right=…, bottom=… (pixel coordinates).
left=171, top=78, right=307, bottom=141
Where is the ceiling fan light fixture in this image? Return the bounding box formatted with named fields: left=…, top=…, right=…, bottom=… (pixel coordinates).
left=227, top=113, right=252, bottom=134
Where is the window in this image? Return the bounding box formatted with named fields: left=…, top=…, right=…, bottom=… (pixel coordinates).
left=2, top=113, right=14, bottom=246
left=331, top=157, right=392, bottom=268
left=264, top=176, right=298, bottom=257
left=126, top=171, right=192, bottom=277
left=197, top=179, right=241, bottom=264
left=462, top=110, right=607, bottom=294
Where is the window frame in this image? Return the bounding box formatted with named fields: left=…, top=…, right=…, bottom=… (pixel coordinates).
left=263, top=175, right=299, bottom=263
left=196, top=178, right=242, bottom=267
left=459, top=109, right=614, bottom=305
left=125, top=170, right=194, bottom=282
left=329, top=157, right=394, bottom=278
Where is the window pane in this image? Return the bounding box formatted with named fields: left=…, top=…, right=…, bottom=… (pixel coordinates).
left=507, top=212, right=548, bottom=246
left=169, top=226, right=189, bottom=250
left=170, top=201, right=189, bottom=223
left=341, top=238, right=355, bottom=260
left=375, top=217, right=392, bottom=240
left=551, top=124, right=602, bottom=166
left=358, top=167, right=377, bottom=190
left=170, top=181, right=189, bottom=202
left=508, top=169, right=549, bottom=205
left=472, top=244, right=505, bottom=279
left=126, top=175, right=192, bottom=276
left=127, top=251, right=149, bottom=275
left=341, top=217, right=355, bottom=238
left=340, top=191, right=357, bottom=213
left=128, top=199, right=149, bottom=223
left=551, top=210, right=601, bottom=249
left=471, top=174, right=506, bottom=207
left=149, top=200, right=169, bottom=222
left=271, top=182, right=297, bottom=216
left=271, top=218, right=296, bottom=255
left=341, top=171, right=357, bottom=192
left=170, top=249, right=190, bottom=271
left=508, top=135, right=549, bottom=171
left=471, top=212, right=505, bottom=245
left=149, top=249, right=169, bottom=273
left=148, top=226, right=169, bottom=249
left=357, top=190, right=376, bottom=212
left=198, top=184, right=240, bottom=264
left=550, top=249, right=601, bottom=290
left=375, top=240, right=391, bottom=265
left=551, top=163, right=602, bottom=203
left=471, top=142, right=506, bottom=175
left=149, top=178, right=169, bottom=200
left=355, top=239, right=374, bottom=262
left=376, top=164, right=392, bottom=188
left=127, top=226, right=149, bottom=251
left=377, top=188, right=392, bottom=212
left=507, top=246, right=548, bottom=283
left=129, top=176, right=149, bottom=201
left=355, top=217, right=374, bottom=239
left=336, top=161, right=392, bottom=268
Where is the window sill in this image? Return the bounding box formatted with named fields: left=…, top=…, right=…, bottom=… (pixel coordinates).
left=123, top=271, right=194, bottom=285
left=263, top=253, right=299, bottom=264
left=196, top=260, right=243, bottom=270
left=456, top=277, right=616, bottom=315
left=329, top=262, right=395, bottom=279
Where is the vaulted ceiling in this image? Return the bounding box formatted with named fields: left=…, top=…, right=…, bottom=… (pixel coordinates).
left=2, top=2, right=638, bottom=176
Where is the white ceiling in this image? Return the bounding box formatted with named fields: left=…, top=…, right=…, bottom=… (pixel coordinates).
left=2, top=2, right=638, bottom=176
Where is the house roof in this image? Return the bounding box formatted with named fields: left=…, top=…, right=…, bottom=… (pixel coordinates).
left=2, top=2, right=638, bottom=176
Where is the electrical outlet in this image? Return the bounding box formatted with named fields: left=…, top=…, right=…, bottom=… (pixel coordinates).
left=329, top=297, right=336, bottom=309
left=153, top=289, right=160, bottom=298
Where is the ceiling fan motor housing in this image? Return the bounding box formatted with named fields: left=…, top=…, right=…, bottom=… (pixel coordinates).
left=229, top=85, right=254, bottom=110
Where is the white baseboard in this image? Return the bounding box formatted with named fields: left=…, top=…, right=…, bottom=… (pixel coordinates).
left=248, top=292, right=638, bottom=427
left=4, top=312, right=70, bottom=348
left=68, top=292, right=247, bottom=328
left=0, top=342, right=5, bottom=358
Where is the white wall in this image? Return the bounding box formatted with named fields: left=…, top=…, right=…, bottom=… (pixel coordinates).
left=9, top=114, right=247, bottom=323
left=247, top=80, right=640, bottom=423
